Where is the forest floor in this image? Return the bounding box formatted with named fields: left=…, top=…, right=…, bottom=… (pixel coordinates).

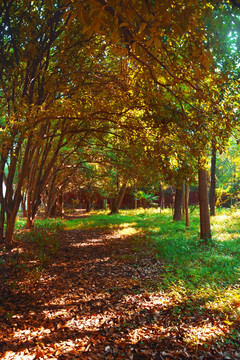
left=1, top=209, right=240, bottom=359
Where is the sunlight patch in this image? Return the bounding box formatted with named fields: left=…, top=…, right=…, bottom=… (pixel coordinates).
left=183, top=322, right=229, bottom=344
left=216, top=233, right=239, bottom=241
left=118, top=227, right=138, bottom=236
left=124, top=292, right=174, bottom=310
left=13, top=326, right=52, bottom=340
left=72, top=239, right=105, bottom=247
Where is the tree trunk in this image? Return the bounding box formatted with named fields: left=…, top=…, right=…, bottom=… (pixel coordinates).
left=86, top=198, right=91, bottom=213
left=135, top=198, right=138, bottom=209
left=5, top=191, right=23, bottom=243
left=160, top=186, right=165, bottom=210
left=173, top=186, right=183, bottom=221
left=0, top=200, right=5, bottom=243
left=185, top=183, right=189, bottom=229
left=54, top=191, right=63, bottom=216
left=26, top=189, right=34, bottom=229
left=134, top=183, right=137, bottom=209
left=103, top=199, right=108, bottom=210
left=182, top=181, right=185, bottom=217
left=209, top=143, right=216, bottom=216
left=0, top=160, right=6, bottom=242
left=4, top=136, right=32, bottom=242
left=110, top=181, right=127, bottom=214
left=21, top=194, right=27, bottom=217
left=198, top=168, right=211, bottom=241
left=26, top=216, right=33, bottom=229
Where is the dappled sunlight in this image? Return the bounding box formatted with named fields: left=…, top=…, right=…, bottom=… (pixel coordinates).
left=216, top=232, right=240, bottom=241
left=120, top=208, right=164, bottom=216
left=212, top=211, right=240, bottom=235
left=183, top=322, right=229, bottom=344
left=117, top=226, right=139, bottom=236
left=71, top=238, right=105, bottom=247
left=3, top=209, right=240, bottom=359
left=204, top=287, right=240, bottom=320
left=119, top=222, right=137, bottom=229
left=12, top=326, right=52, bottom=342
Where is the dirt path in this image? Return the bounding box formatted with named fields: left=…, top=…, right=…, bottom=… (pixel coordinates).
left=0, top=228, right=168, bottom=359
left=0, top=228, right=237, bottom=359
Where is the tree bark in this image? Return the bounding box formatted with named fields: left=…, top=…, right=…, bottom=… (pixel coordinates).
left=209, top=143, right=216, bottom=216
left=110, top=181, right=127, bottom=214
left=173, top=186, right=183, bottom=221
left=86, top=198, right=91, bottom=213
left=5, top=190, right=23, bottom=243
left=55, top=191, right=63, bottom=216
left=182, top=181, right=185, bottom=217
left=26, top=216, right=33, bottom=229
left=198, top=168, right=211, bottom=241
left=134, top=183, right=137, bottom=209
left=160, top=185, right=165, bottom=210
left=21, top=193, right=27, bottom=218
left=185, top=183, right=189, bottom=229
left=0, top=156, right=6, bottom=243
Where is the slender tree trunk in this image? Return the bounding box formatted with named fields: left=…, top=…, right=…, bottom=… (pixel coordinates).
left=5, top=191, right=23, bottom=243
left=103, top=199, right=108, bottom=210
left=49, top=194, right=63, bottom=216
left=86, top=198, right=91, bottom=213
left=26, top=216, right=33, bottom=229
left=182, top=181, right=185, bottom=217
left=160, top=186, right=165, bottom=210
left=210, top=143, right=216, bottom=216
left=0, top=158, right=6, bottom=242
left=185, top=183, right=189, bottom=229
left=21, top=193, right=27, bottom=217
left=54, top=191, right=63, bottom=216
left=173, top=186, right=183, bottom=221
left=5, top=136, right=32, bottom=242
left=134, top=183, right=137, bottom=209
left=110, top=181, right=127, bottom=214
left=135, top=198, right=138, bottom=209
left=0, top=196, right=5, bottom=243
left=198, top=168, right=211, bottom=241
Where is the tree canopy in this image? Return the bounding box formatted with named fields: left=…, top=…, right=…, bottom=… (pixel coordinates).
left=0, top=0, right=240, bottom=242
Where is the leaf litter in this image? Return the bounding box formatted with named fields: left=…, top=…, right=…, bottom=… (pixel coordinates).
left=0, top=226, right=240, bottom=359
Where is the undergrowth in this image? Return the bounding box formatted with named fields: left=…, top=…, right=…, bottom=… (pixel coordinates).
left=1, top=218, right=65, bottom=291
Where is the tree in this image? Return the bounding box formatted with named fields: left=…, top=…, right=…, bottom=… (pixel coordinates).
left=0, top=0, right=134, bottom=241
left=198, top=164, right=211, bottom=241
left=1, top=0, right=239, bottom=244
left=173, top=186, right=183, bottom=222
left=210, top=142, right=217, bottom=216
left=74, top=0, right=235, bottom=239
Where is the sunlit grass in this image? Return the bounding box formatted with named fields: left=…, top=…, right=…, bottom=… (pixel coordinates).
left=7, top=206, right=240, bottom=353
left=63, top=207, right=240, bottom=318
left=15, top=207, right=240, bottom=345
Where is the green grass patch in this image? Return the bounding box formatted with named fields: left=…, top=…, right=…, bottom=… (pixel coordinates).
left=15, top=217, right=65, bottom=232
left=63, top=207, right=240, bottom=313
left=5, top=218, right=65, bottom=286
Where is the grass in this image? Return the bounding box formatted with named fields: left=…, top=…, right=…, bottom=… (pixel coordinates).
left=12, top=207, right=240, bottom=346
left=2, top=218, right=66, bottom=289
left=43, top=208, right=240, bottom=294
left=64, top=207, right=240, bottom=290
left=15, top=217, right=65, bottom=262
left=64, top=207, right=240, bottom=320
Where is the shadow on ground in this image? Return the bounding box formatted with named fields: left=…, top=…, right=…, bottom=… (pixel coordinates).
left=1, top=226, right=240, bottom=359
